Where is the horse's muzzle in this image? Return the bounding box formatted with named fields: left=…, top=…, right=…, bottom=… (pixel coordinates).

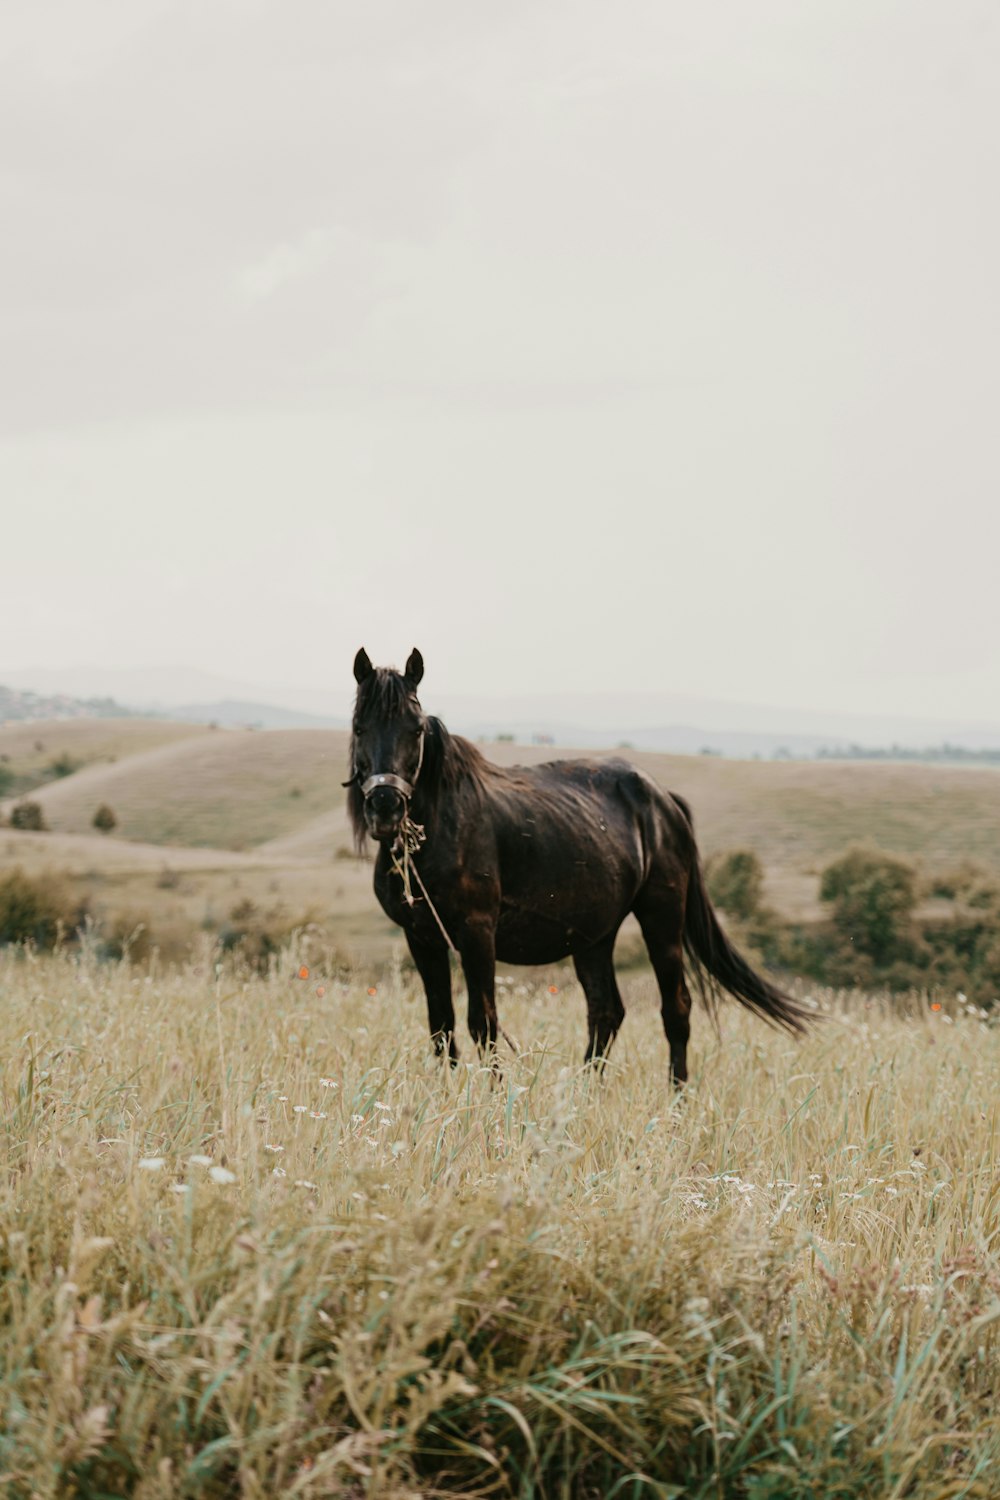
left=365, top=784, right=406, bottom=842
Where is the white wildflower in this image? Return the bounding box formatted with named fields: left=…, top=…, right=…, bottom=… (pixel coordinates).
left=209, top=1166, right=236, bottom=1185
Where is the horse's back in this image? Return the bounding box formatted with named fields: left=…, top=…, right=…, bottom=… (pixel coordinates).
left=517, top=755, right=692, bottom=839
left=489, top=754, right=690, bottom=892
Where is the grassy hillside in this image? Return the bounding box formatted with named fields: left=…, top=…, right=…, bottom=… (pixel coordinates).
left=3, top=728, right=351, bottom=850
left=0, top=718, right=208, bottom=799
left=0, top=823, right=389, bottom=965
left=1, top=951, right=998, bottom=1497
left=5, top=719, right=1000, bottom=963
left=10, top=721, right=1000, bottom=880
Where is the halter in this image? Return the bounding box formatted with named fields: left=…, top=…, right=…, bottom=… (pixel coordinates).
left=359, top=728, right=425, bottom=802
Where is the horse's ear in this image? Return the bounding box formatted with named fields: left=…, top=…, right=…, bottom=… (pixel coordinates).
left=353, top=647, right=373, bottom=684
left=404, top=648, right=424, bottom=688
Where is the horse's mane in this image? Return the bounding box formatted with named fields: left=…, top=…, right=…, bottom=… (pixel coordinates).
left=433, top=720, right=494, bottom=790
left=347, top=676, right=495, bottom=852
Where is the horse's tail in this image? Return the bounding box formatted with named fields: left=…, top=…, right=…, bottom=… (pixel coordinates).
left=673, top=796, right=812, bottom=1035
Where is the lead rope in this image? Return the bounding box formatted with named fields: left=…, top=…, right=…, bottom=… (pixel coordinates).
left=390, top=812, right=520, bottom=1055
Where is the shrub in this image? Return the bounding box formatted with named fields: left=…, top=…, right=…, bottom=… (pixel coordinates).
left=927, top=861, right=995, bottom=906
left=97, top=913, right=153, bottom=964
left=92, top=803, right=117, bottom=835
left=9, top=801, right=48, bottom=832
left=0, top=764, right=13, bottom=798
left=0, top=868, right=84, bottom=948
left=707, top=849, right=765, bottom=921
left=219, top=899, right=300, bottom=974
left=819, top=847, right=917, bottom=963
left=46, top=752, right=80, bottom=779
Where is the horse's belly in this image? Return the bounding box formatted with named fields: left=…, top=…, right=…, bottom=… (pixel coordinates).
left=495, top=904, right=611, bottom=965
left=495, top=922, right=573, bottom=964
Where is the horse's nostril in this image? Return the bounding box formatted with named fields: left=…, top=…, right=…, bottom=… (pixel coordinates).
left=365, top=785, right=405, bottom=836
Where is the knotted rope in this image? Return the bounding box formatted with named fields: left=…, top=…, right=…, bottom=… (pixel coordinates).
left=390, top=812, right=460, bottom=955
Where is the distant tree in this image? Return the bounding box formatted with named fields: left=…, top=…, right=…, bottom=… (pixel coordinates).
left=707, top=849, right=765, bottom=921
left=93, top=803, right=117, bottom=835
left=0, top=868, right=80, bottom=948
left=820, top=847, right=916, bottom=962
left=47, top=752, right=80, bottom=779
left=0, top=764, right=13, bottom=798
left=10, top=801, right=47, bottom=832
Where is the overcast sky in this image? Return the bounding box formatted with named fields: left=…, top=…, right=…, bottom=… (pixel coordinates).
left=2, top=1, right=997, bottom=724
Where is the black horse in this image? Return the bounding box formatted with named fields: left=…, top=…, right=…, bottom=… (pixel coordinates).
left=347, top=648, right=811, bottom=1081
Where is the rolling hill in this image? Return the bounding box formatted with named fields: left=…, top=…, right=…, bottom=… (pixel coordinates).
left=4, top=719, right=1000, bottom=962
left=1, top=728, right=350, bottom=849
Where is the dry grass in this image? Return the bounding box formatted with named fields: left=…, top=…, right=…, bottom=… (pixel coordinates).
left=2, top=948, right=999, bottom=1497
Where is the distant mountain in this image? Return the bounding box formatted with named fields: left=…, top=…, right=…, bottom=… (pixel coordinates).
left=0, top=684, right=138, bottom=724
left=3, top=664, right=999, bottom=760
left=171, top=699, right=344, bottom=730
left=0, top=665, right=303, bottom=712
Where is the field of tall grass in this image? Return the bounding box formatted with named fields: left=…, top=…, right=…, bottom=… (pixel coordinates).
left=2, top=945, right=999, bottom=1498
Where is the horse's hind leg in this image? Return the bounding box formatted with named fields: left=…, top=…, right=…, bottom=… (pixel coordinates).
left=573, top=938, right=625, bottom=1067
left=634, top=885, right=691, bottom=1086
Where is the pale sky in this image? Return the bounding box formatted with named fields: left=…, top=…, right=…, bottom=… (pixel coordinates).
left=2, top=1, right=998, bottom=725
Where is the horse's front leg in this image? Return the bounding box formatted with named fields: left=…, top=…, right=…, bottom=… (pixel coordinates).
left=405, top=929, right=457, bottom=1063
left=458, top=916, right=499, bottom=1062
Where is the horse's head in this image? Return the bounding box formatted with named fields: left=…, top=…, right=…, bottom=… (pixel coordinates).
left=349, top=647, right=427, bottom=844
